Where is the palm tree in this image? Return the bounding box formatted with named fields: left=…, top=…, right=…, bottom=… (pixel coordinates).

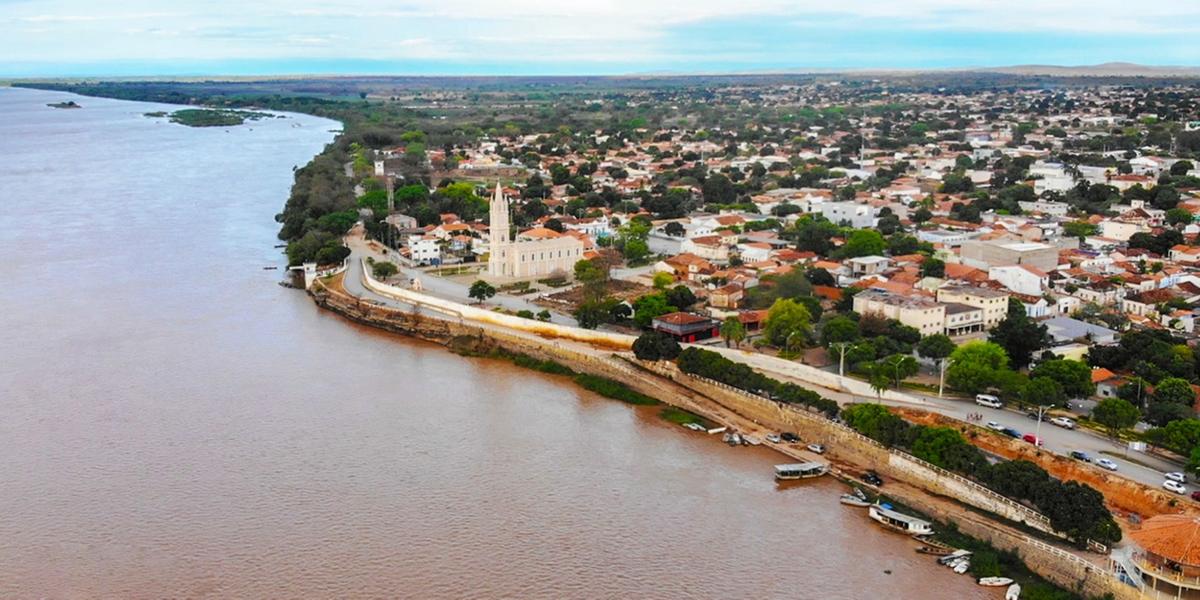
left=720, top=317, right=746, bottom=348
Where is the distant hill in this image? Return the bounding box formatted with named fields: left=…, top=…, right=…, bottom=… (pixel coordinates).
left=976, top=62, right=1200, bottom=77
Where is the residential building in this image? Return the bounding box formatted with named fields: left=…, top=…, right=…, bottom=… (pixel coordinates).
left=936, top=285, right=1010, bottom=328
left=960, top=239, right=1059, bottom=271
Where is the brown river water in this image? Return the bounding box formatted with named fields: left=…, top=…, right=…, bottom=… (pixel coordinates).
left=0, top=87, right=988, bottom=599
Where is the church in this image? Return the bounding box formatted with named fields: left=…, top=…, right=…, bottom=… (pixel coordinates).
left=487, top=183, right=585, bottom=280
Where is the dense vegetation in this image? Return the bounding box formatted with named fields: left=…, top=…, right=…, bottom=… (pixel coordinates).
left=675, top=347, right=840, bottom=417
left=841, top=403, right=1120, bottom=545
left=157, top=108, right=275, bottom=127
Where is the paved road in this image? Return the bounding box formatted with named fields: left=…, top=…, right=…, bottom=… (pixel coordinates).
left=346, top=227, right=577, bottom=326
left=725, top=352, right=1188, bottom=492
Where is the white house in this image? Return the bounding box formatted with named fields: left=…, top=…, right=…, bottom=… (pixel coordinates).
left=988, top=265, right=1048, bottom=296
left=408, top=235, right=442, bottom=265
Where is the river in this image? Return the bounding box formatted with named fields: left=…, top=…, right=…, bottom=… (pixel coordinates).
left=0, top=87, right=988, bottom=599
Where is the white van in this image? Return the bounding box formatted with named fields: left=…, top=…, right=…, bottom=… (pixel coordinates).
left=975, top=394, right=1003, bottom=409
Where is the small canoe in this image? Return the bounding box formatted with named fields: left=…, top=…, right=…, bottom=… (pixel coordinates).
left=916, top=546, right=954, bottom=556
left=938, top=550, right=972, bottom=565
left=978, top=577, right=1014, bottom=587
left=1006, top=583, right=1021, bottom=600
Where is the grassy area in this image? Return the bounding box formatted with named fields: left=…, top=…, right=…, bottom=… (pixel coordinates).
left=658, top=407, right=712, bottom=428
left=932, top=521, right=1093, bottom=600
left=158, top=108, right=275, bottom=127
left=573, top=373, right=660, bottom=406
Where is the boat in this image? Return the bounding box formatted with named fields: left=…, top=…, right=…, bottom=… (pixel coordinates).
left=869, top=503, right=935, bottom=536
left=774, top=462, right=830, bottom=481
left=727, top=433, right=742, bottom=446
left=978, top=577, right=1014, bottom=587
left=682, top=422, right=706, bottom=432
left=1006, top=583, right=1021, bottom=600
left=937, top=550, right=972, bottom=565
left=262, top=266, right=278, bottom=270
left=953, top=560, right=970, bottom=574
left=722, top=432, right=734, bottom=444
left=916, top=546, right=954, bottom=556
left=707, top=426, right=727, bottom=435
left=839, top=494, right=871, bottom=507
left=744, top=435, right=762, bottom=446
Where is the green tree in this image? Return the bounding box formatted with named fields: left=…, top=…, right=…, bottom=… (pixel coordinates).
left=720, top=316, right=746, bottom=348
left=1166, top=207, right=1194, bottom=227
left=633, top=293, right=676, bottom=329
left=912, top=426, right=982, bottom=472
left=652, top=271, right=674, bottom=289
left=920, top=258, right=945, bottom=278
left=880, top=354, right=919, bottom=389
left=574, top=258, right=610, bottom=303
left=1062, top=221, right=1098, bottom=239
left=371, top=261, right=399, bottom=279
left=821, top=316, right=861, bottom=346
left=988, top=298, right=1049, bottom=369
left=763, top=298, right=813, bottom=348
left=468, top=279, right=496, bottom=304
left=1030, top=359, right=1096, bottom=399
left=1153, top=377, right=1196, bottom=406
left=917, top=334, right=955, bottom=361
left=838, top=229, right=886, bottom=258
left=702, top=173, right=736, bottom=204
left=946, top=341, right=1011, bottom=394
left=1092, top=398, right=1140, bottom=438
left=1022, top=376, right=1064, bottom=407
left=632, top=331, right=682, bottom=361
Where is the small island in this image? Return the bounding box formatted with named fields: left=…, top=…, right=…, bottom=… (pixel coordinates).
left=47, top=101, right=82, bottom=109
left=143, top=108, right=277, bottom=127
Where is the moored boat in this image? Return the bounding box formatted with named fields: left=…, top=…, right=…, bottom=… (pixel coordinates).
left=937, top=550, right=972, bottom=565
left=953, top=560, right=970, bottom=574
left=916, top=546, right=954, bottom=556
left=978, top=577, right=1014, bottom=587
left=839, top=493, right=871, bottom=507
left=1006, top=583, right=1021, bottom=600
left=869, top=503, right=934, bottom=536
left=774, top=462, right=829, bottom=481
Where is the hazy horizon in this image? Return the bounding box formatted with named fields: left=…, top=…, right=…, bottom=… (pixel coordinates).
left=2, top=1, right=1198, bottom=77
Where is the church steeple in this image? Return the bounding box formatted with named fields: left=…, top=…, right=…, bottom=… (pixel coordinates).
left=489, top=182, right=510, bottom=245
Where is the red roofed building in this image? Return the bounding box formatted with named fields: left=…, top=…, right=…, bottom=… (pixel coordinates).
left=651, top=312, right=719, bottom=342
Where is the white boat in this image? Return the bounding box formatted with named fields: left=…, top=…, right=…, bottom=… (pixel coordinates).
left=744, top=435, right=762, bottom=446
left=728, top=433, right=742, bottom=446
left=774, top=462, right=829, bottom=481
left=869, top=503, right=934, bottom=536
left=682, top=422, right=706, bottom=432
left=707, top=426, right=727, bottom=435
left=978, top=577, right=1014, bottom=587
left=954, top=560, right=970, bottom=574
left=1006, top=583, right=1021, bottom=600
left=938, top=550, right=972, bottom=565
left=839, top=494, right=871, bottom=507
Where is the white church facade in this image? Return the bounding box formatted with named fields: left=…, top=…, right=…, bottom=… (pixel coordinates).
left=487, top=184, right=585, bottom=279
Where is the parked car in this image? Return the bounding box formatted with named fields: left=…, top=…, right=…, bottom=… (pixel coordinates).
left=975, top=394, right=1003, bottom=409
left=1164, top=480, right=1187, bottom=494
left=1022, top=434, right=1044, bottom=446
left=1166, top=472, right=1187, bottom=484
left=862, top=471, right=884, bottom=487
left=985, top=421, right=1005, bottom=432
left=1096, top=458, right=1119, bottom=471
left=807, top=443, right=826, bottom=454
left=780, top=432, right=800, bottom=443
left=1050, top=416, right=1076, bottom=429
left=1026, top=411, right=1046, bottom=422
left=1002, top=427, right=1021, bottom=439
left=1070, top=451, right=1092, bottom=462
left=765, top=434, right=782, bottom=444
left=1192, top=490, right=1200, bottom=502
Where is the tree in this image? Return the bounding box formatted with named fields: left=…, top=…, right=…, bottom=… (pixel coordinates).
left=805, top=267, right=835, bottom=286
left=574, top=258, right=610, bottom=303
left=652, top=271, right=674, bottom=289
left=880, top=354, right=919, bottom=389
left=763, top=298, right=813, bottom=349
left=1092, top=398, right=1140, bottom=438
left=702, top=173, right=736, bottom=204
left=1030, top=359, right=1096, bottom=399
left=574, top=300, right=608, bottom=330
left=917, top=334, right=955, bottom=361
left=468, top=280, right=496, bottom=304
left=912, top=426, right=982, bottom=472
left=946, top=341, right=1010, bottom=394
left=663, top=221, right=686, bottom=237
left=632, top=293, right=676, bottom=329
left=1062, top=221, right=1098, bottom=239
left=1022, top=376, right=1063, bottom=407
left=665, top=285, right=697, bottom=310
left=821, top=316, right=861, bottom=346
left=1166, top=207, right=1194, bottom=227
left=1154, top=377, right=1196, bottom=406
left=920, top=258, right=945, bottom=278
left=838, top=229, right=886, bottom=258
left=720, top=317, right=746, bottom=348
left=372, top=261, right=399, bottom=279
left=632, top=331, right=682, bottom=361
left=988, top=298, right=1049, bottom=369
left=1171, top=160, right=1195, bottom=177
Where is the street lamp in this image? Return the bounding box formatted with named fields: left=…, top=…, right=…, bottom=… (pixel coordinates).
left=938, top=357, right=955, bottom=398
left=1034, top=404, right=1050, bottom=445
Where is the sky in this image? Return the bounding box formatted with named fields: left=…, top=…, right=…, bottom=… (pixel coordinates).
left=1, top=0, right=1198, bottom=77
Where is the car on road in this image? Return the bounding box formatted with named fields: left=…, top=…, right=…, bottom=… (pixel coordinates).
left=1026, top=411, right=1046, bottom=422
left=807, top=443, right=826, bottom=454
left=1002, top=427, right=1021, bottom=438
left=975, top=394, right=1003, bottom=409
left=862, top=471, right=884, bottom=487
left=1022, top=434, right=1044, bottom=446
left=781, top=432, right=801, bottom=443
left=765, top=434, right=782, bottom=444
left=985, top=421, right=1005, bottom=432
left=1166, top=472, right=1187, bottom=484
left=1050, top=416, right=1076, bottom=429
left=1070, top=451, right=1092, bottom=462
left=1096, top=458, right=1119, bottom=471
left=1164, top=480, right=1187, bottom=494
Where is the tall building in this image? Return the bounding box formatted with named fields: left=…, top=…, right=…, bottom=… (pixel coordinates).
left=487, top=183, right=585, bottom=279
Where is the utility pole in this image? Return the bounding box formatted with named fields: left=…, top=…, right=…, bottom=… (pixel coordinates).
left=938, top=358, right=951, bottom=398
left=1034, top=404, right=1050, bottom=445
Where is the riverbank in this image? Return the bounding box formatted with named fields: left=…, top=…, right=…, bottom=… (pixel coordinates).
left=308, top=271, right=1136, bottom=600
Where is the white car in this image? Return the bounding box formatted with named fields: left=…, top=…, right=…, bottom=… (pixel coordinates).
left=1164, top=480, right=1187, bottom=494
left=985, top=421, right=1005, bottom=432
left=765, top=434, right=782, bottom=444
left=1049, top=416, right=1076, bottom=429
left=807, top=443, right=827, bottom=454
left=1165, top=472, right=1187, bottom=484
left=1096, top=458, right=1119, bottom=471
